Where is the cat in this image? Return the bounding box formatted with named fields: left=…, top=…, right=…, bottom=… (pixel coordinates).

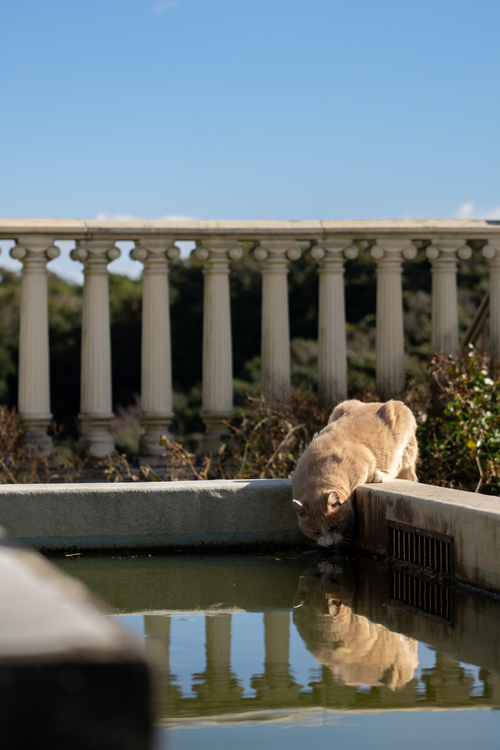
left=292, top=399, right=418, bottom=548
left=293, top=563, right=418, bottom=689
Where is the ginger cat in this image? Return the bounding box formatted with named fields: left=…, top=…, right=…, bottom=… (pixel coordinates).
left=293, top=563, right=418, bottom=689
left=292, top=399, right=418, bottom=548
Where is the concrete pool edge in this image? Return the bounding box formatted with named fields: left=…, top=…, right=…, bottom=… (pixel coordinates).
left=1, top=477, right=499, bottom=593
left=355, top=480, right=500, bottom=595
left=0, top=478, right=308, bottom=551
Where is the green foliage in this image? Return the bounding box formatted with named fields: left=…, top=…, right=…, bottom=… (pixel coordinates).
left=418, top=351, right=500, bottom=494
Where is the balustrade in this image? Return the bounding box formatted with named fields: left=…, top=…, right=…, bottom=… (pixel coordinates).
left=1, top=219, right=499, bottom=457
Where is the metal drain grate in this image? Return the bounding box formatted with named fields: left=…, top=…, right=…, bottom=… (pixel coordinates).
left=389, top=570, right=453, bottom=625
left=388, top=520, right=454, bottom=575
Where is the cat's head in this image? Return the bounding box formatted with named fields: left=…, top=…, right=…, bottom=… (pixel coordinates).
left=293, top=490, right=355, bottom=547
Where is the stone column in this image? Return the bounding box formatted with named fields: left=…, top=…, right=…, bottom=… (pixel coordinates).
left=311, top=239, right=358, bottom=407
left=371, top=239, right=416, bottom=401
left=130, top=239, right=180, bottom=458
left=10, top=236, right=60, bottom=455
left=254, top=240, right=301, bottom=402
left=71, top=240, right=120, bottom=457
left=192, top=239, right=242, bottom=454
left=251, top=611, right=302, bottom=704
left=482, top=240, right=500, bottom=366
left=426, top=239, right=471, bottom=358
left=144, top=615, right=181, bottom=716
left=193, top=613, right=243, bottom=707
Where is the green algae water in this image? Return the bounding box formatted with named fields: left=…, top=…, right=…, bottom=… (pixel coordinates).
left=53, top=552, right=500, bottom=749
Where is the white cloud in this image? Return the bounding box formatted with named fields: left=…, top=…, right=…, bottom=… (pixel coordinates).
left=452, top=201, right=500, bottom=220
left=94, top=212, right=140, bottom=221
left=152, top=0, right=176, bottom=13
left=94, top=212, right=196, bottom=222
left=160, top=213, right=196, bottom=221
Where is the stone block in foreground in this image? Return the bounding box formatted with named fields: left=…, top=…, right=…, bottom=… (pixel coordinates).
left=0, top=536, right=152, bottom=749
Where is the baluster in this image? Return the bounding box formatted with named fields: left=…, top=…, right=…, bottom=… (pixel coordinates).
left=311, top=239, right=357, bottom=406
left=371, top=239, right=416, bottom=400
left=130, top=239, right=180, bottom=458
left=482, top=240, right=500, bottom=366
left=193, top=613, right=243, bottom=706
left=254, top=240, right=301, bottom=402
left=252, top=611, right=301, bottom=703
left=426, top=239, right=471, bottom=358
left=10, top=236, right=60, bottom=455
left=192, top=238, right=242, bottom=453
left=144, top=615, right=181, bottom=713
left=71, top=240, right=120, bottom=457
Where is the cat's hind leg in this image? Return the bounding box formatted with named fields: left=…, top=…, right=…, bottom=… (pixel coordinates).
left=396, top=434, right=418, bottom=482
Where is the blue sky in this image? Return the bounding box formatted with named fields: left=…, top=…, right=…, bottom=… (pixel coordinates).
left=1, top=0, right=499, bottom=280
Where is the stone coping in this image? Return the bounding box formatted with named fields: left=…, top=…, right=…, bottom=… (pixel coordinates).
left=355, top=480, right=500, bottom=595
left=1, top=218, right=500, bottom=240
left=1, top=478, right=500, bottom=593
left=0, top=478, right=305, bottom=551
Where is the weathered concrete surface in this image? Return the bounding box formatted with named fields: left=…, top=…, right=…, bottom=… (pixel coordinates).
left=355, top=480, right=500, bottom=594
left=0, top=537, right=152, bottom=748
left=0, top=478, right=304, bottom=550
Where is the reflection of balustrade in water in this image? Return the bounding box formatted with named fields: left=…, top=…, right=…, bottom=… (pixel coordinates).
left=144, top=615, right=182, bottom=714
left=149, top=607, right=500, bottom=722
left=251, top=611, right=303, bottom=705
left=192, top=614, right=244, bottom=711
left=3, top=220, right=500, bottom=456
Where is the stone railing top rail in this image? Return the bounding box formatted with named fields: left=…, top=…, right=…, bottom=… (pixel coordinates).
left=1, top=218, right=500, bottom=241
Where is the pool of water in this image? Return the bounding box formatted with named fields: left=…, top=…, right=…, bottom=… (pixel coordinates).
left=53, top=550, right=500, bottom=749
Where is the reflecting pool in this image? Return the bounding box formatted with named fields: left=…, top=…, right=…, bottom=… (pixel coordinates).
left=53, top=551, right=500, bottom=749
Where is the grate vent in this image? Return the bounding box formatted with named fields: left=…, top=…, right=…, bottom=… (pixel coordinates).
left=388, top=520, right=454, bottom=576
left=389, top=569, right=453, bottom=625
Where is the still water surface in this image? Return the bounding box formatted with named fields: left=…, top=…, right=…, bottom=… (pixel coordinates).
left=54, top=552, right=500, bottom=749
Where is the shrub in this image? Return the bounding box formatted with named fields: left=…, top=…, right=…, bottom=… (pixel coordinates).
left=225, top=389, right=331, bottom=479
left=418, top=350, right=500, bottom=494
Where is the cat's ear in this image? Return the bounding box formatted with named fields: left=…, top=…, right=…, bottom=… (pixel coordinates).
left=327, top=490, right=342, bottom=510
left=293, top=499, right=307, bottom=517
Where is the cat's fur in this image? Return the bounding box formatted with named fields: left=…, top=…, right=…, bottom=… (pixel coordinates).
left=293, top=563, right=418, bottom=689
left=292, top=399, right=418, bottom=547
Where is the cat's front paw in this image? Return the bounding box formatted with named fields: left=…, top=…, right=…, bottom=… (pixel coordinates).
left=372, top=470, right=388, bottom=482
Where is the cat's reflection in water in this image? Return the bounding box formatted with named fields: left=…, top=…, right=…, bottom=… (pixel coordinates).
left=293, top=562, right=418, bottom=690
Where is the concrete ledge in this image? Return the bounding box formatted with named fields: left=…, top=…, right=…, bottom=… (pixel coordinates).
left=355, top=480, right=500, bottom=594
left=0, top=478, right=304, bottom=551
